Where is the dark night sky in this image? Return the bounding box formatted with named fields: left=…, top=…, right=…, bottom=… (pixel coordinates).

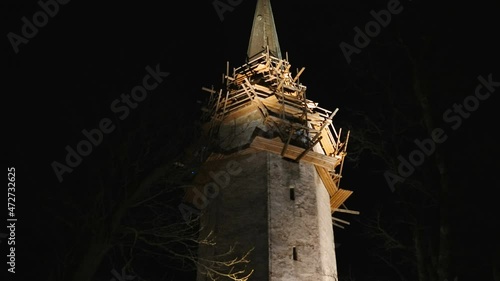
left=5, top=0, right=500, bottom=281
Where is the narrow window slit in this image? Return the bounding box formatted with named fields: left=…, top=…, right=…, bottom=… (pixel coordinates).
left=289, top=186, right=295, bottom=200
left=292, top=246, right=298, bottom=260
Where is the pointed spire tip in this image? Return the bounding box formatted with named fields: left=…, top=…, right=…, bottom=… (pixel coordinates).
left=247, top=0, right=282, bottom=59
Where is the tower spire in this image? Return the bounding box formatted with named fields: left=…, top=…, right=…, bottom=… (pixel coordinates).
left=247, top=0, right=282, bottom=60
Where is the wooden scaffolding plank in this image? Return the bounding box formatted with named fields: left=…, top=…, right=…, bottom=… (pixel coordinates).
left=332, top=216, right=350, bottom=225
left=307, top=112, right=326, bottom=123
left=330, top=189, right=353, bottom=211
left=332, top=222, right=345, bottom=229
left=253, top=84, right=273, bottom=95
left=250, top=136, right=338, bottom=170
left=333, top=208, right=360, bottom=215
left=261, top=95, right=304, bottom=118
left=311, top=123, right=336, bottom=156
left=315, top=165, right=338, bottom=197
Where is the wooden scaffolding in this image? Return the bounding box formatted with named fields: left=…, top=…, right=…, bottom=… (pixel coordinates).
left=201, top=46, right=359, bottom=227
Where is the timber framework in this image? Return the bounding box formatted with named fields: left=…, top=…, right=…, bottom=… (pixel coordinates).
left=200, top=46, right=359, bottom=227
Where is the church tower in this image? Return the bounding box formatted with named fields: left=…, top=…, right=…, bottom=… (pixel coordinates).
left=188, top=1, right=357, bottom=280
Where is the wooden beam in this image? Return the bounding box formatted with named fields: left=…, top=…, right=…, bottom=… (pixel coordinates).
left=333, top=208, right=360, bottom=215
left=336, top=130, right=350, bottom=188
left=253, top=84, right=273, bottom=95
left=315, top=165, right=338, bottom=197
left=222, top=90, right=230, bottom=117
left=311, top=123, right=335, bottom=156
left=241, top=82, right=254, bottom=101
left=293, top=67, right=305, bottom=82
left=281, top=128, right=295, bottom=156
left=201, top=87, right=216, bottom=94
left=250, top=136, right=339, bottom=170
left=295, top=136, right=322, bottom=162
left=332, top=217, right=350, bottom=225
left=261, top=95, right=306, bottom=118
left=275, top=60, right=282, bottom=72
left=310, top=109, right=338, bottom=144
left=332, top=222, right=345, bottom=229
